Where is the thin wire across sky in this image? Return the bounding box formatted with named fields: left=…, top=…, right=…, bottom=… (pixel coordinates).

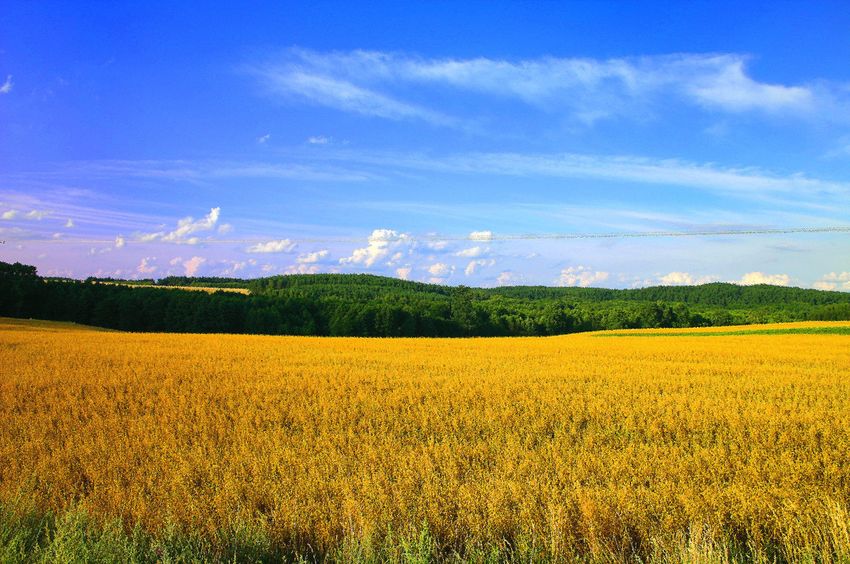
left=5, top=225, right=850, bottom=245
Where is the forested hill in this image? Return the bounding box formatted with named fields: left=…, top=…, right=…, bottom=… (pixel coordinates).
left=6, top=261, right=850, bottom=337
left=89, top=270, right=850, bottom=308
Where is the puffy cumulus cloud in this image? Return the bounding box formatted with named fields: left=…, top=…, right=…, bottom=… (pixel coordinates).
left=1, top=210, right=18, bottom=220
left=558, top=265, right=609, bottom=288
left=657, top=271, right=719, bottom=286
left=139, top=207, right=221, bottom=245
left=115, top=235, right=126, bottom=249
left=65, top=218, right=75, bottom=228
left=340, top=229, right=412, bottom=268
left=426, top=240, right=449, bottom=251
left=247, top=239, right=296, bottom=253
left=137, top=257, right=157, bottom=275
left=0, top=75, right=11, bottom=94
left=426, top=262, right=455, bottom=285
left=496, top=271, right=519, bottom=286
left=469, top=230, right=493, bottom=241
left=428, top=262, right=452, bottom=277
left=738, top=272, right=791, bottom=286
left=285, top=264, right=321, bottom=274
left=257, top=133, right=271, bottom=144
left=396, top=267, right=412, bottom=280
left=464, top=259, right=496, bottom=276
left=455, top=246, right=487, bottom=258
left=307, top=135, right=330, bottom=145
left=296, top=250, right=329, bottom=264
left=183, top=256, right=206, bottom=276
left=812, top=272, right=850, bottom=291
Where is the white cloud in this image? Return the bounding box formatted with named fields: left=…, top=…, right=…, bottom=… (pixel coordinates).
left=257, top=133, right=271, bottom=144
left=0, top=75, right=12, bottom=94
left=247, top=239, right=297, bottom=253
left=425, top=240, right=449, bottom=251
left=253, top=63, right=455, bottom=125
left=812, top=272, right=850, bottom=291
left=428, top=262, right=452, bottom=277
left=25, top=210, right=49, bottom=220
left=307, top=135, right=330, bottom=144
left=217, top=223, right=233, bottom=234
left=115, top=235, right=126, bottom=249
left=139, top=207, right=221, bottom=245
left=469, top=230, right=493, bottom=241
left=1, top=209, right=50, bottom=220
left=464, top=259, right=495, bottom=276
left=396, top=267, right=412, bottom=280
left=455, top=246, right=486, bottom=257
left=65, top=218, right=75, bottom=228
left=254, top=50, right=832, bottom=126
left=657, top=271, right=719, bottom=286
left=558, top=265, right=609, bottom=287
left=169, top=257, right=182, bottom=266
left=296, top=249, right=329, bottom=263
left=738, top=272, right=791, bottom=286
left=285, top=264, right=321, bottom=274
left=813, top=281, right=837, bottom=291
left=137, top=257, right=157, bottom=275
left=393, top=152, right=848, bottom=198
left=496, top=271, right=519, bottom=286
left=682, top=58, right=812, bottom=113
left=340, top=228, right=412, bottom=268
left=183, top=256, right=206, bottom=276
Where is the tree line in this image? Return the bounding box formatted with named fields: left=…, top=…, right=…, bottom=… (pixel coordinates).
left=4, top=261, right=850, bottom=337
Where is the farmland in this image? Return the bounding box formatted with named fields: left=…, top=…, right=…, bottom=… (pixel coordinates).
left=1, top=318, right=849, bottom=562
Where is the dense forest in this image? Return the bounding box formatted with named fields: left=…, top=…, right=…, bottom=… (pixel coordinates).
left=6, top=261, right=850, bottom=337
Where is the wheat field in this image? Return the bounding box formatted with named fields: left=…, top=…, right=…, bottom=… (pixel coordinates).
left=1, top=318, right=849, bottom=562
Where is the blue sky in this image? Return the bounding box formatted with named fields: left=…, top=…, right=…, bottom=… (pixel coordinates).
left=2, top=1, right=849, bottom=289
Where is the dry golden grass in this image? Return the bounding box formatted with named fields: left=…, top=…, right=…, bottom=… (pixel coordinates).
left=94, top=281, right=250, bottom=294
left=1, top=318, right=849, bottom=561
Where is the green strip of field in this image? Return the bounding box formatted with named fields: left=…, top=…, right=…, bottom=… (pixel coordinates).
left=597, top=326, right=850, bottom=337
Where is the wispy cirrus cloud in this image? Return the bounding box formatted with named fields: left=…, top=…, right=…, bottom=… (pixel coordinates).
left=6, top=159, right=375, bottom=183
left=297, top=148, right=850, bottom=202
left=249, top=49, right=843, bottom=126
left=250, top=60, right=457, bottom=126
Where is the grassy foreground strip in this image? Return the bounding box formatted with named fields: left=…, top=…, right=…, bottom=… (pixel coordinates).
left=2, top=319, right=850, bottom=562
left=2, top=501, right=849, bottom=562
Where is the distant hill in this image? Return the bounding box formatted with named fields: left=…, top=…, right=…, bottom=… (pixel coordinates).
left=5, top=262, right=850, bottom=337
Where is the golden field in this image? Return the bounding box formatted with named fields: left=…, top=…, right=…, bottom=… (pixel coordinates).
left=94, top=281, right=251, bottom=294
left=1, top=318, right=850, bottom=562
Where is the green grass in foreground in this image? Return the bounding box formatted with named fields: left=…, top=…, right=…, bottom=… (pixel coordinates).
left=597, top=326, right=850, bottom=337
left=3, top=502, right=850, bottom=564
